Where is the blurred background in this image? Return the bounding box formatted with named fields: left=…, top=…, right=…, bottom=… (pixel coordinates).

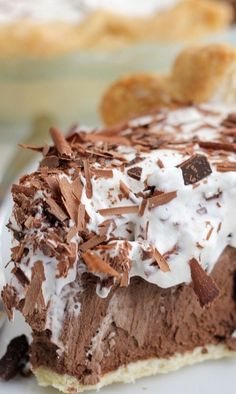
left=0, top=0, right=236, bottom=188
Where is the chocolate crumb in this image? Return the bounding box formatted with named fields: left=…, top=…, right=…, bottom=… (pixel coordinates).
left=0, top=335, right=30, bottom=381
left=50, top=127, right=73, bottom=158
left=127, top=167, right=142, bottom=181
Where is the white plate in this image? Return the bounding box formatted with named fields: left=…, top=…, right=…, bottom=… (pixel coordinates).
left=0, top=179, right=236, bottom=394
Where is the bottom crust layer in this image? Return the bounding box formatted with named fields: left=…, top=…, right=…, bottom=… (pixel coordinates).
left=35, top=344, right=236, bottom=393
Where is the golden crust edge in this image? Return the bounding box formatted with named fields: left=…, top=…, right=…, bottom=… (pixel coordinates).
left=34, top=344, right=236, bottom=393
left=0, top=0, right=232, bottom=57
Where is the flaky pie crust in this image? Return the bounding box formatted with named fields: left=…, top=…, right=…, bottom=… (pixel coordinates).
left=100, top=43, right=236, bottom=125
left=0, top=0, right=232, bottom=57
left=35, top=344, right=236, bottom=393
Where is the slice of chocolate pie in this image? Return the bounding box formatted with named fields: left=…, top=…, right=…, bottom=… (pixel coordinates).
left=2, top=104, right=236, bottom=393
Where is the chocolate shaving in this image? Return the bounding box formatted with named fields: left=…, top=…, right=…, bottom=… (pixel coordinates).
left=216, top=162, right=236, bottom=172
left=71, top=177, right=83, bottom=202
left=83, top=159, right=93, bottom=198
left=178, top=154, right=212, bottom=185
left=206, top=226, right=214, bottom=241
left=40, top=155, right=60, bottom=169
left=119, top=180, right=137, bottom=203
left=77, top=204, right=86, bottom=231
left=66, top=225, right=78, bottom=243
left=45, top=197, right=68, bottom=222
left=148, top=191, right=177, bottom=209
left=157, top=158, right=165, bottom=168
left=119, top=180, right=130, bottom=199
left=217, top=222, right=222, bottom=233
left=83, top=133, right=130, bottom=146
left=12, top=267, right=29, bottom=287
left=11, top=244, right=25, bottom=263
left=198, top=141, right=236, bottom=153
left=11, top=184, right=35, bottom=198
left=221, top=113, right=236, bottom=128
left=79, top=235, right=107, bottom=252
left=120, top=270, right=129, bottom=287
left=189, top=258, right=219, bottom=307
left=152, top=248, right=170, bottom=272
left=18, top=143, right=44, bottom=152
left=138, top=198, right=148, bottom=217
left=98, top=205, right=139, bottom=216
left=82, top=250, right=120, bottom=279
left=22, top=261, right=45, bottom=317
left=45, top=175, right=60, bottom=195
left=0, top=335, right=29, bottom=381
left=127, top=166, right=142, bottom=181
left=1, top=285, right=18, bottom=320
left=98, top=219, right=116, bottom=236
left=92, top=169, right=113, bottom=179
left=50, top=127, right=73, bottom=157
left=57, top=177, right=79, bottom=224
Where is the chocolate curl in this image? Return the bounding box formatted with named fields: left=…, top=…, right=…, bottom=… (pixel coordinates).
left=189, top=258, right=219, bottom=307
left=198, top=141, right=236, bottom=153
left=50, top=127, right=73, bottom=157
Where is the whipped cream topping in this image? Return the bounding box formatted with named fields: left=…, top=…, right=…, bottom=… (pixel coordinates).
left=0, top=0, right=179, bottom=24
left=75, top=105, right=236, bottom=290
left=5, top=103, right=236, bottom=346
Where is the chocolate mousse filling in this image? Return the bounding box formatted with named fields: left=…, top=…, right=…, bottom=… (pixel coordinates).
left=30, top=247, right=236, bottom=385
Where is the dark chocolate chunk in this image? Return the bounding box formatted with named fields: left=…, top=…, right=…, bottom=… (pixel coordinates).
left=178, top=154, right=212, bottom=185
left=0, top=335, right=30, bottom=381
left=189, top=258, right=219, bottom=307
left=127, top=166, right=142, bottom=181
